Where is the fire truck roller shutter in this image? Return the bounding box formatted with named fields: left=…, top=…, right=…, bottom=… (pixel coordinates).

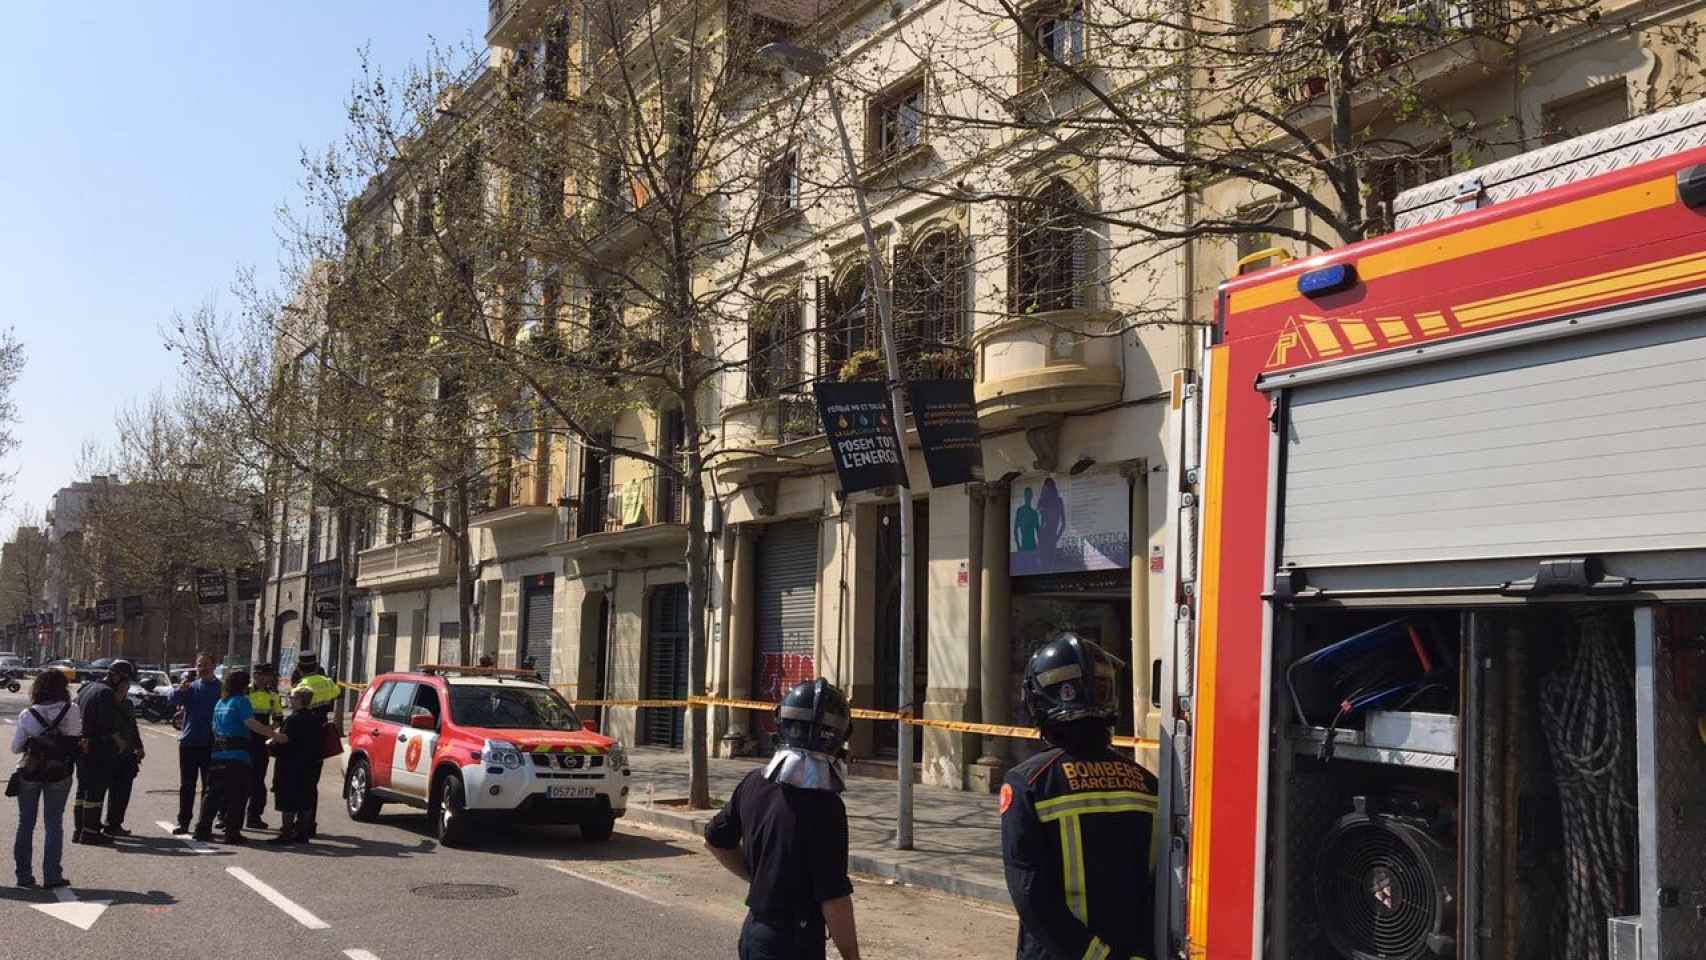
left=1279, top=311, right=1706, bottom=574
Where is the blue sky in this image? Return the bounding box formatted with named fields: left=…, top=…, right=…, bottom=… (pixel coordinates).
left=0, top=2, right=479, bottom=527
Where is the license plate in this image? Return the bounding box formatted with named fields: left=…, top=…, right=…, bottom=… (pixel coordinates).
left=547, top=785, right=595, bottom=800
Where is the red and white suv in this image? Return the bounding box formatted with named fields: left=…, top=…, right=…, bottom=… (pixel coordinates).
left=341, top=669, right=629, bottom=846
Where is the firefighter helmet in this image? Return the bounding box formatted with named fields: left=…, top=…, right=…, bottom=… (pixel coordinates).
left=1022, top=632, right=1124, bottom=727
left=774, top=678, right=853, bottom=755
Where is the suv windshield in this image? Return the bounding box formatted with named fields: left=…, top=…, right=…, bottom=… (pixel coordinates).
left=450, top=685, right=581, bottom=731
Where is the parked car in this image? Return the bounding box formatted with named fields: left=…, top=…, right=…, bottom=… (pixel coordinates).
left=129, top=669, right=175, bottom=722
left=343, top=669, right=629, bottom=847
left=0, top=655, right=24, bottom=692
left=43, top=659, right=89, bottom=683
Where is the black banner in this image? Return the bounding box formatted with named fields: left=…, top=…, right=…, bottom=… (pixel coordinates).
left=909, top=379, right=983, bottom=488
left=814, top=382, right=908, bottom=496
left=313, top=596, right=339, bottom=620
left=122, top=595, right=145, bottom=619
left=196, top=572, right=229, bottom=605
left=237, top=564, right=263, bottom=601
left=96, top=598, right=118, bottom=625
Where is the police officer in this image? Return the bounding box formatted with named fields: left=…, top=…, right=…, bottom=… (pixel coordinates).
left=705, top=679, right=862, bottom=960
left=72, top=659, right=132, bottom=845
left=289, top=651, right=338, bottom=839
left=246, top=662, right=282, bottom=829
left=1001, top=633, right=1158, bottom=960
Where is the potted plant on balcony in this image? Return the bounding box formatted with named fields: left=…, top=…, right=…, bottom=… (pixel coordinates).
left=838, top=349, right=885, bottom=383
left=917, top=349, right=972, bottom=380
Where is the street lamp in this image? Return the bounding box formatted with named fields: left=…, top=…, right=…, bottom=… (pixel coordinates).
left=756, top=40, right=920, bottom=850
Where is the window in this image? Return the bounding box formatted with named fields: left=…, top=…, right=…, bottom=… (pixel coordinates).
left=1364, top=144, right=1453, bottom=235
left=449, top=685, right=581, bottom=730
left=1023, top=2, right=1086, bottom=87
left=1232, top=0, right=1270, bottom=51
left=894, top=229, right=969, bottom=370
left=1234, top=201, right=1288, bottom=265
left=817, top=268, right=872, bottom=379
left=588, top=282, right=621, bottom=369
left=364, top=680, right=395, bottom=719
left=1543, top=81, right=1629, bottom=145
left=379, top=680, right=420, bottom=722
left=1009, top=180, right=1090, bottom=314
left=747, top=293, right=803, bottom=399
left=537, top=164, right=564, bottom=226
left=869, top=77, right=926, bottom=165
left=760, top=149, right=800, bottom=221
left=413, top=189, right=435, bottom=238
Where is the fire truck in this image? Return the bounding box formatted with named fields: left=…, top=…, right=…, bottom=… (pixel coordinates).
left=1159, top=101, right=1706, bottom=960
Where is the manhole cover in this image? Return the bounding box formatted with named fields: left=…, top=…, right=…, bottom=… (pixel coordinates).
left=411, top=883, right=517, bottom=901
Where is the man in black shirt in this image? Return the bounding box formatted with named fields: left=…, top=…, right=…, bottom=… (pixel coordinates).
left=72, top=660, right=132, bottom=845
left=706, top=678, right=862, bottom=960
left=1002, top=633, right=1158, bottom=960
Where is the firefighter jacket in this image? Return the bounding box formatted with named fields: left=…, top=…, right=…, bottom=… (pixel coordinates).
left=1000, top=745, right=1158, bottom=960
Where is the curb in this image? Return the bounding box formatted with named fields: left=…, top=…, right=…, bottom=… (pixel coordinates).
left=620, top=802, right=1011, bottom=907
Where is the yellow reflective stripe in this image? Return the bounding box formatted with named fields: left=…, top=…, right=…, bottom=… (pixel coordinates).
left=1036, top=790, right=1158, bottom=822
left=1060, top=813, right=1088, bottom=924
left=1080, top=937, right=1111, bottom=960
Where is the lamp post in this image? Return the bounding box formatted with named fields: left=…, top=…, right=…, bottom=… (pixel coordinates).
left=756, top=41, right=918, bottom=850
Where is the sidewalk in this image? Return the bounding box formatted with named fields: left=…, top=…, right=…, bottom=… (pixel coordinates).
left=621, top=748, right=1012, bottom=906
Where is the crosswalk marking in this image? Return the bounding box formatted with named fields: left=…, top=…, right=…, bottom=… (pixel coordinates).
left=228, top=866, right=330, bottom=930
left=155, top=820, right=216, bottom=854
left=343, top=951, right=382, bottom=960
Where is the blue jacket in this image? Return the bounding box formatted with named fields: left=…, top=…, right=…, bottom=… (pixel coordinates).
left=169, top=677, right=223, bottom=746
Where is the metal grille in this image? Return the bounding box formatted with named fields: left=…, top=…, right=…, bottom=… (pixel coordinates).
left=1640, top=607, right=1706, bottom=959
left=643, top=584, right=688, bottom=748
left=754, top=519, right=818, bottom=697
left=522, top=580, right=555, bottom=682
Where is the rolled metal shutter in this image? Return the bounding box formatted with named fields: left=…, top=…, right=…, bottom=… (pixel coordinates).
left=753, top=519, right=819, bottom=704
left=644, top=585, right=688, bottom=747
left=522, top=578, right=555, bottom=682
left=1282, top=313, right=1706, bottom=572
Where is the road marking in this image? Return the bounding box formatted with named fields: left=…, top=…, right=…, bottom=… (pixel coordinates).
left=544, top=863, right=676, bottom=910
left=31, top=885, right=111, bottom=931
left=155, top=820, right=217, bottom=854
left=343, top=951, right=381, bottom=960
left=227, top=866, right=330, bottom=930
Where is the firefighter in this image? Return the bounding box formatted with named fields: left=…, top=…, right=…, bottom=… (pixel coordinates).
left=245, top=662, right=282, bottom=829
left=289, top=651, right=339, bottom=838
left=1001, top=633, right=1158, bottom=960
left=71, top=659, right=131, bottom=845
left=705, top=678, right=862, bottom=960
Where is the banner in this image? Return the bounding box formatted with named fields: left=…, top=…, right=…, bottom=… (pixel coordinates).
left=908, top=379, right=983, bottom=488
left=237, top=565, right=264, bottom=601
left=313, top=596, right=340, bottom=621
left=196, top=572, right=229, bottom=605
left=122, top=595, right=145, bottom=619
left=1009, top=470, right=1132, bottom=576
left=95, top=598, right=118, bottom=626
left=814, top=382, right=908, bottom=496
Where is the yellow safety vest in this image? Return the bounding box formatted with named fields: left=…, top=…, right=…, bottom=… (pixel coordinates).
left=301, top=673, right=339, bottom=708
left=249, top=689, right=282, bottom=723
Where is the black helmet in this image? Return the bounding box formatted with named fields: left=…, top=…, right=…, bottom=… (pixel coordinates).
left=1021, top=632, right=1125, bottom=728
left=774, top=678, right=852, bottom=755
left=109, top=659, right=136, bottom=680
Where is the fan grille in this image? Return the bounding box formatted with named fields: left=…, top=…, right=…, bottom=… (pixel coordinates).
left=1315, top=814, right=1451, bottom=960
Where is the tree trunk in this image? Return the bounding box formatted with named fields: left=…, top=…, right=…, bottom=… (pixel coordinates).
left=267, top=468, right=293, bottom=664
left=335, top=507, right=352, bottom=732
left=256, top=468, right=283, bottom=663
left=1327, top=0, right=1362, bottom=242
left=455, top=478, right=473, bottom=662
left=683, top=407, right=711, bottom=810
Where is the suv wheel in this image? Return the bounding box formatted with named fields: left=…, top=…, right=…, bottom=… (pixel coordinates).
left=433, top=772, right=469, bottom=847
left=580, top=814, right=616, bottom=842
left=345, top=758, right=382, bottom=822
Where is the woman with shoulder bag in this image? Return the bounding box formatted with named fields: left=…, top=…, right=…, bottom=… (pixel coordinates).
left=10, top=670, right=82, bottom=888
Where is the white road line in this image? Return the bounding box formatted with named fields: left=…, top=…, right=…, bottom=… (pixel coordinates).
left=343, top=951, right=381, bottom=960
left=544, top=863, right=676, bottom=910
left=155, top=820, right=216, bottom=854
left=227, top=866, right=330, bottom=930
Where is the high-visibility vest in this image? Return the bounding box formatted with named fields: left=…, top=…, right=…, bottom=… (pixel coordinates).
left=300, top=673, right=339, bottom=709
left=249, top=689, right=282, bottom=724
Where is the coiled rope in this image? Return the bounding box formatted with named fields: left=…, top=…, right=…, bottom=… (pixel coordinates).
left=1539, top=615, right=1637, bottom=960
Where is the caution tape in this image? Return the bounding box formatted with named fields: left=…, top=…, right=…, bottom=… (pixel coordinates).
left=333, top=681, right=1154, bottom=748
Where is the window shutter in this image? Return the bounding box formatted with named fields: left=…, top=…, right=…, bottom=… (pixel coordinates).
left=892, top=241, right=913, bottom=370
left=942, top=231, right=967, bottom=347
left=747, top=312, right=766, bottom=400
left=814, top=276, right=831, bottom=379
left=1070, top=212, right=1090, bottom=310
left=1006, top=202, right=1022, bottom=314
left=783, top=294, right=804, bottom=390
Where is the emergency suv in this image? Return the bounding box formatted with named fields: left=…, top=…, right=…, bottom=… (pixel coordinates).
left=341, top=667, right=628, bottom=847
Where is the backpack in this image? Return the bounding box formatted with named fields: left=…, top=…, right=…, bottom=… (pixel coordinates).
left=20, top=704, right=77, bottom=782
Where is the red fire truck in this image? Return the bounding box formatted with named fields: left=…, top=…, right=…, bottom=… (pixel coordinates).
left=1162, top=103, right=1706, bottom=960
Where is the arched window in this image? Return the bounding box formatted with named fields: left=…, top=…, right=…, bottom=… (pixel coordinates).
left=747, top=291, right=803, bottom=399
left=816, top=265, right=872, bottom=379
left=895, top=228, right=968, bottom=369
left=1009, top=179, right=1089, bottom=314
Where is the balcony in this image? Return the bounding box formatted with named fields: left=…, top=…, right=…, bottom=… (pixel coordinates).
left=971, top=309, right=1123, bottom=429
left=355, top=534, right=456, bottom=590
left=715, top=395, right=826, bottom=483
left=558, top=474, right=689, bottom=559
left=487, top=0, right=554, bottom=47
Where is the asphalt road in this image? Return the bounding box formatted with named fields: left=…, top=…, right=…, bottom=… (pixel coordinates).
left=0, top=690, right=1014, bottom=960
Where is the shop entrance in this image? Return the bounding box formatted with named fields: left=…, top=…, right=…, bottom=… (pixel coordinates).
left=874, top=501, right=929, bottom=758
left=1009, top=572, right=1135, bottom=747
left=643, top=584, right=689, bottom=748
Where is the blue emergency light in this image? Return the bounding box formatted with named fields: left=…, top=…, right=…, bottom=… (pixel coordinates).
left=1298, top=263, right=1357, bottom=297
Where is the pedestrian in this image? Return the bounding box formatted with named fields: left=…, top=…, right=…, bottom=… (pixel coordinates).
left=477, top=654, right=495, bottom=668
left=268, top=684, right=324, bottom=845
left=71, top=659, right=130, bottom=845
left=246, top=662, right=282, bottom=830
left=195, top=668, right=283, bottom=844
left=103, top=663, right=145, bottom=837
left=705, top=678, right=862, bottom=960
left=289, top=651, right=338, bottom=839
left=1000, top=633, right=1159, bottom=960
left=168, top=653, right=222, bottom=836
left=10, top=670, right=81, bottom=889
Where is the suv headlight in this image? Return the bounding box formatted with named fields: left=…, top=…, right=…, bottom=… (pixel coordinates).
left=483, top=740, right=523, bottom=770
left=605, top=742, right=627, bottom=773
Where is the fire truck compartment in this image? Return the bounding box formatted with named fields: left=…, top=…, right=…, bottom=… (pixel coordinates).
left=1269, top=602, right=1706, bottom=960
